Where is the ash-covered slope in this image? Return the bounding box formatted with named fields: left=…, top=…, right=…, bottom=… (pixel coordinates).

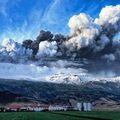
left=0, top=79, right=120, bottom=104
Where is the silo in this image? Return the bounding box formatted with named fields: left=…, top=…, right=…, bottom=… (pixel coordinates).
left=83, top=102, right=92, bottom=111
left=87, top=102, right=92, bottom=111
left=76, top=102, right=82, bottom=111
left=83, top=102, right=87, bottom=111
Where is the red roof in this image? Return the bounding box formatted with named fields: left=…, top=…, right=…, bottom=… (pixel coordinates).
left=7, top=103, right=23, bottom=109
left=7, top=103, right=49, bottom=109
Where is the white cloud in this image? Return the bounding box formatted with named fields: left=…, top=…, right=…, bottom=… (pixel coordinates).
left=36, top=41, right=58, bottom=58
left=0, top=62, right=88, bottom=83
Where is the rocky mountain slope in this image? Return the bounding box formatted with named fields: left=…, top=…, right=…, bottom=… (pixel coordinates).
left=0, top=79, right=120, bottom=105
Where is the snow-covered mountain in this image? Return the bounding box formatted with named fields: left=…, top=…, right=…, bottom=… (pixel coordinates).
left=0, top=62, right=87, bottom=83
left=0, top=61, right=120, bottom=85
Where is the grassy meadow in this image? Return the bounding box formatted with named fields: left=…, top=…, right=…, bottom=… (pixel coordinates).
left=0, top=111, right=119, bottom=120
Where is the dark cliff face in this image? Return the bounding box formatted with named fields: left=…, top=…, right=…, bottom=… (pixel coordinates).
left=0, top=79, right=120, bottom=105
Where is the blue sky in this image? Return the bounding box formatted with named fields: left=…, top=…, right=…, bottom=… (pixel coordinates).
left=0, top=0, right=120, bottom=42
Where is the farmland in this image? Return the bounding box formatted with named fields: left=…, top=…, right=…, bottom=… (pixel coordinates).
left=0, top=111, right=120, bottom=120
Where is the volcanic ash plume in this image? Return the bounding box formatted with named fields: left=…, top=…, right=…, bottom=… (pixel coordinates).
left=95, top=5, right=120, bottom=34
left=62, top=5, right=120, bottom=61
left=36, top=41, right=58, bottom=58
left=68, top=13, right=100, bottom=37
left=63, top=13, right=100, bottom=58
left=1, top=5, right=120, bottom=81
left=0, top=38, right=32, bottom=63
left=1, top=5, right=120, bottom=63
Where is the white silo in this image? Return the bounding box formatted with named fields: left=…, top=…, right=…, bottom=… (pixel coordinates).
left=76, top=102, right=82, bottom=111
left=87, top=102, right=92, bottom=111
left=83, top=102, right=92, bottom=111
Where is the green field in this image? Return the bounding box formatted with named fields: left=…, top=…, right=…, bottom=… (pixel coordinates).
left=0, top=111, right=120, bottom=120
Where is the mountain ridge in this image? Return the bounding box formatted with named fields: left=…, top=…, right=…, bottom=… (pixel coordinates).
left=0, top=79, right=120, bottom=106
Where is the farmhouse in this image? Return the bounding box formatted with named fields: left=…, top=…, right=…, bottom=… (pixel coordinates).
left=28, top=104, right=49, bottom=112
left=49, top=105, right=67, bottom=111
left=6, top=103, right=24, bottom=111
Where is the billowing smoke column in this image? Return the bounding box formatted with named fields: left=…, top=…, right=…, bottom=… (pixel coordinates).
left=0, top=38, right=32, bottom=63
left=1, top=5, right=120, bottom=63
left=64, top=13, right=100, bottom=58
left=95, top=5, right=120, bottom=38
left=63, top=5, right=120, bottom=61
left=36, top=41, right=58, bottom=58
